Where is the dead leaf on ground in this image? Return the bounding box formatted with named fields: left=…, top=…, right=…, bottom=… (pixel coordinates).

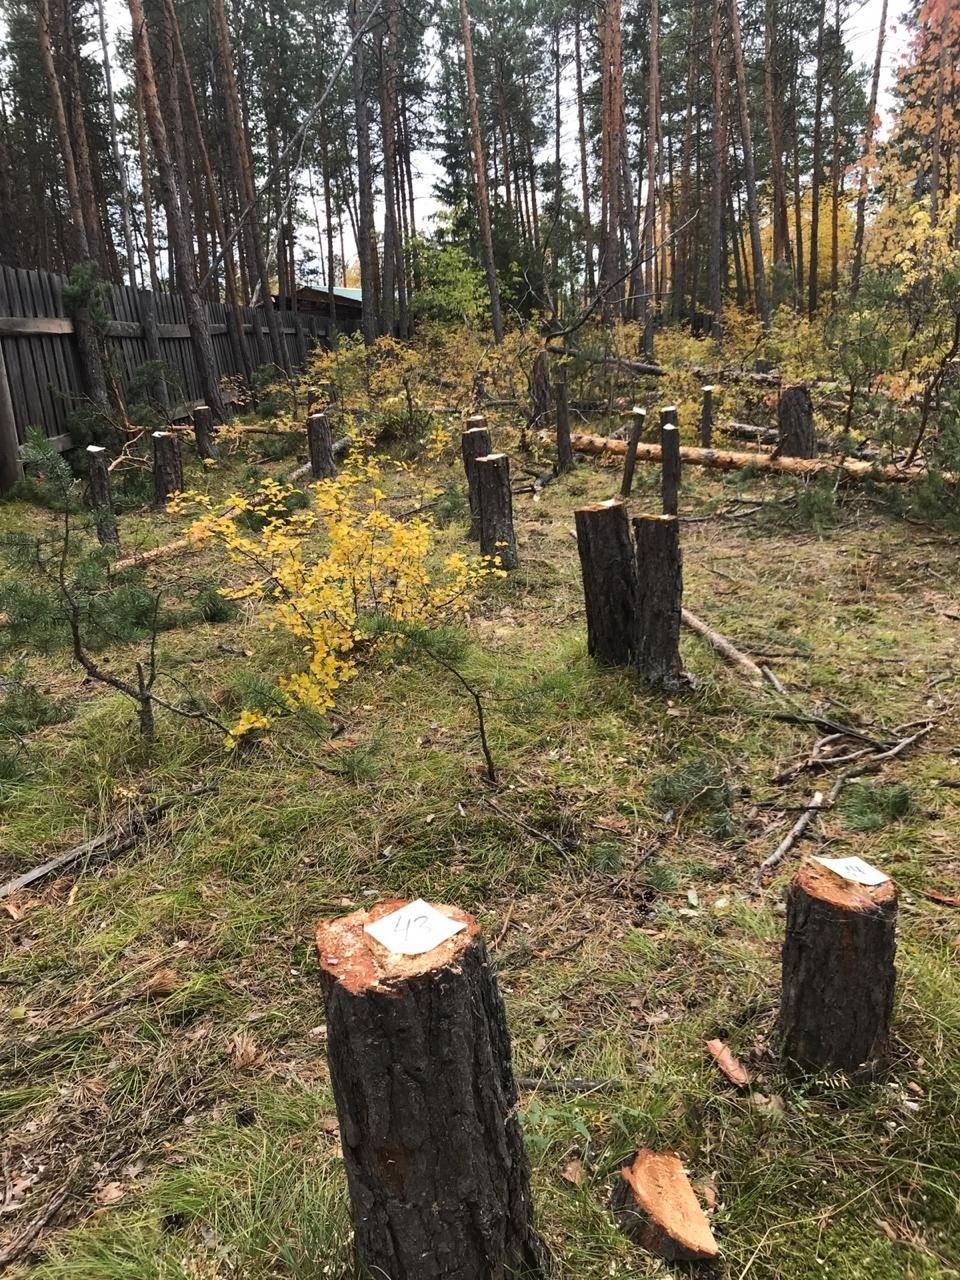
left=561, top=1157, right=586, bottom=1187
left=94, top=1181, right=125, bottom=1207
left=143, top=967, right=178, bottom=997
left=227, top=1030, right=262, bottom=1070
left=705, top=1038, right=752, bottom=1087
left=920, top=889, right=960, bottom=908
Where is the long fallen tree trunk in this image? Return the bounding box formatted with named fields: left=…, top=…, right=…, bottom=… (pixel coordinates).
left=570, top=431, right=946, bottom=484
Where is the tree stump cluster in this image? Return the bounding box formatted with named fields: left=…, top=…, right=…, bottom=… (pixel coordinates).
left=573, top=499, right=684, bottom=687
left=316, top=900, right=547, bottom=1280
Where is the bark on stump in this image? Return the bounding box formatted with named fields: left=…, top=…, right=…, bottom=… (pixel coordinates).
left=152, top=431, right=184, bottom=508
left=660, top=408, right=681, bottom=516
left=192, top=405, right=218, bottom=461
left=700, top=386, right=714, bottom=449
left=477, top=453, right=518, bottom=569
left=315, top=900, right=548, bottom=1280
left=777, top=384, right=817, bottom=458
left=461, top=417, right=492, bottom=540
left=554, top=378, right=574, bottom=473
left=633, top=514, right=684, bottom=689
left=86, top=445, right=119, bottom=547
left=778, top=859, right=897, bottom=1076
left=610, top=1149, right=719, bottom=1263
left=574, top=500, right=637, bottom=666
left=620, top=407, right=647, bottom=498
left=529, top=349, right=550, bottom=427
left=307, top=412, right=338, bottom=480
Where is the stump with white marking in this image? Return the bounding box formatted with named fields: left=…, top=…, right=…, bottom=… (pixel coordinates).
left=152, top=431, right=183, bottom=507
left=659, top=407, right=681, bottom=516
left=86, top=445, right=119, bottom=547
left=633, top=514, right=684, bottom=688
left=316, top=900, right=548, bottom=1280
left=574, top=500, right=637, bottom=666
left=476, top=452, right=518, bottom=569
left=192, top=404, right=218, bottom=461
left=620, top=406, right=646, bottom=499
left=700, top=386, right=714, bottom=449
left=461, top=416, right=492, bottom=539
left=778, top=858, right=897, bottom=1075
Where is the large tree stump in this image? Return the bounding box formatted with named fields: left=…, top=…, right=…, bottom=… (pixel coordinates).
left=659, top=407, right=681, bottom=515
left=192, top=404, right=218, bottom=461
left=611, top=1149, right=719, bottom=1263
left=86, top=445, right=119, bottom=547
left=316, top=900, right=548, bottom=1280
left=574, top=500, right=637, bottom=665
left=461, top=416, right=492, bottom=539
left=699, top=386, right=714, bottom=449
left=307, top=412, right=338, bottom=480
left=620, top=406, right=647, bottom=498
left=554, top=377, right=574, bottom=473
left=152, top=431, right=184, bottom=507
left=476, top=453, right=518, bottom=569
left=777, top=384, right=817, bottom=458
left=633, top=514, right=684, bottom=688
left=778, top=858, right=897, bottom=1075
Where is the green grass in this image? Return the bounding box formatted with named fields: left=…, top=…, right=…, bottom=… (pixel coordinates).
left=1, top=431, right=959, bottom=1279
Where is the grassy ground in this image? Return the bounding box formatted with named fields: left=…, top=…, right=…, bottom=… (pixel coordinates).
left=1, top=418, right=959, bottom=1279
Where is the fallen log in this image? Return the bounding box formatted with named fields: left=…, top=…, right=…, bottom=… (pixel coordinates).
left=289, top=435, right=351, bottom=482
left=570, top=431, right=945, bottom=484
left=681, top=608, right=764, bottom=685
left=550, top=345, right=665, bottom=377
left=112, top=537, right=191, bottom=573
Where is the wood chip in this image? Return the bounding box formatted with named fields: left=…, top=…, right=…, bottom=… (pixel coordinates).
left=705, top=1038, right=752, bottom=1087
left=611, top=1149, right=719, bottom=1262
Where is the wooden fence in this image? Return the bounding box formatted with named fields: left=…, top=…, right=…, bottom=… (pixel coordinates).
left=0, top=263, right=343, bottom=491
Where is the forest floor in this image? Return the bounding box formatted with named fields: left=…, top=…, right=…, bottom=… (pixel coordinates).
left=1, top=420, right=959, bottom=1279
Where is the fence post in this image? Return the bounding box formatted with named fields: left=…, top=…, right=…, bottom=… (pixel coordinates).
left=0, top=340, right=22, bottom=493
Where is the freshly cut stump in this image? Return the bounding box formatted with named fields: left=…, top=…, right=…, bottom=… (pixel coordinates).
left=461, top=417, right=492, bottom=539
left=307, top=412, right=337, bottom=479
left=777, top=384, right=817, bottom=458
left=619, top=407, right=647, bottom=498
left=660, top=409, right=681, bottom=516
left=316, top=901, right=548, bottom=1280
left=152, top=431, right=184, bottom=507
left=633, top=514, right=684, bottom=688
left=476, top=452, right=518, bottom=569
left=778, top=859, right=897, bottom=1075
left=574, top=500, right=637, bottom=666
left=192, top=404, right=218, bottom=461
left=554, top=378, right=573, bottom=473
left=86, top=445, right=119, bottom=546
left=611, top=1149, right=719, bottom=1263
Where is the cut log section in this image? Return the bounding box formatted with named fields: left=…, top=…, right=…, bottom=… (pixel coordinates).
left=152, top=431, right=184, bottom=508
left=633, top=514, right=684, bottom=689
left=611, top=1149, right=719, bottom=1263
left=476, top=452, right=518, bottom=569
left=777, top=384, right=817, bottom=458
left=568, top=431, right=944, bottom=484
left=316, top=900, right=548, bottom=1280
left=86, top=445, right=119, bottom=547
left=778, top=858, right=897, bottom=1075
left=306, top=412, right=338, bottom=480
left=461, top=417, right=492, bottom=539
left=574, top=500, right=637, bottom=666
left=620, top=406, right=646, bottom=498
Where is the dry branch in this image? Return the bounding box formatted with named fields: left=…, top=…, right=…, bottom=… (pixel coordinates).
left=681, top=608, right=765, bottom=685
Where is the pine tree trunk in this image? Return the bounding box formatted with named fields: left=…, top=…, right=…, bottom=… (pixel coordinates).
left=307, top=412, right=337, bottom=479
left=642, top=0, right=660, bottom=353
left=315, top=901, right=548, bottom=1280
left=778, top=860, right=897, bottom=1075
left=554, top=376, right=573, bottom=473
left=633, top=514, right=684, bottom=688
left=777, top=384, right=817, bottom=457
left=700, top=386, right=714, bottom=448
left=86, top=445, right=119, bottom=546
left=574, top=10, right=595, bottom=300
left=659, top=409, right=681, bottom=514
left=477, top=453, right=518, bottom=569
left=575, top=500, right=637, bottom=665
left=708, top=0, right=726, bottom=333
left=728, top=0, right=770, bottom=327
left=808, top=0, right=826, bottom=316
left=461, top=417, right=492, bottom=540
left=850, top=0, right=887, bottom=293
left=152, top=430, right=184, bottom=506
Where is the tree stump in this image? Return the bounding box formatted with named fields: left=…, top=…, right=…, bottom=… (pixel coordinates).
left=476, top=453, right=518, bottom=569
left=659, top=408, right=681, bottom=516
left=315, top=900, right=548, bottom=1280
left=611, top=1149, right=719, bottom=1263
left=529, top=349, right=550, bottom=427
left=777, top=384, right=817, bottom=458
left=778, top=858, right=897, bottom=1075
left=307, top=412, right=338, bottom=480
left=633, top=514, right=684, bottom=688
left=192, top=405, right=218, bottom=461
left=554, top=378, right=574, bottom=473
left=461, top=417, right=492, bottom=540
left=152, top=431, right=184, bottom=507
left=700, top=386, right=714, bottom=449
left=574, top=500, right=637, bottom=666
left=86, top=445, right=119, bottom=547
left=620, top=407, right=647, bottom=498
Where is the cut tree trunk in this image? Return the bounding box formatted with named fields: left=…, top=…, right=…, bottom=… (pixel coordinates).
left=778, top=858, right=897, bottom=1075
left=315, top=900, right=548, bottom=1280
left=574, top=500, right=637, bottom=665
left=569, top=432, right=938, bottom=484
left=307, top=412, right=337, bottom=480
left=530, top=349, right=551, bottom=428
left=86, top=445, right=119, bottom=546
left=620, top=407, right=646, bottom=498
left=192, top=405, right=218, bottom=461
left=611, top=1149, right=719, bottom=1262
left=633, top=514, right=684, bottom=688
left=461, top=417, right=492, bottom=539
left=476, top=452, right=518, bottom=569
left=152, top=430, right=184, bottom=507
left=555, top=377, right=573, bottom=473
left=700, top=386, right=714, bottom=448
left=660, top=408, right=681, bottom=516
left=777, top=385, right=817, bottom=458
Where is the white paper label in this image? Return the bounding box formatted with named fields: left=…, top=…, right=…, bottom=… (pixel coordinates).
left=812, top=855, right=890, bottom=886
left=363, top=899, right=466, bottom=956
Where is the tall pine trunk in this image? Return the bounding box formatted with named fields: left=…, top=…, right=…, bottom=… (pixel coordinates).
left=850, top=0, right=886, bottom=293
left=728, top=0, right=770, bottom=327
left=808, top=0, right=826, bottom=316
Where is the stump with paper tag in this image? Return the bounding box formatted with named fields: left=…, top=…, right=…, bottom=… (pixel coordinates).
left=315, top=899, right=548, bottom=1280
left=778, top=857, right=897, bottom=1075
